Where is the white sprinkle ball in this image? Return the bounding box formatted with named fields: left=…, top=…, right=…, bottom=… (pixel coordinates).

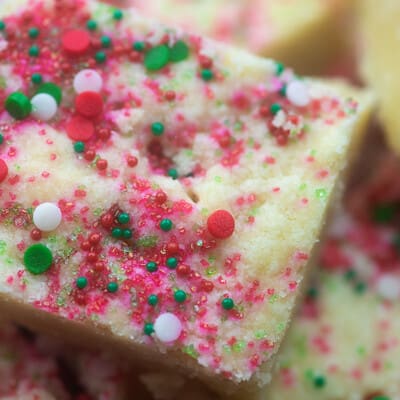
left=33, top=202, right=62, bottom=232
left=376, top=274, right=400, bottom=301
left=154, top=313, right=182, bottom=343
left=73, top=69, right=103, bottom=93
left=286, top=80, right=310, bottom=107
left=31, top=93, right=57, bottom=121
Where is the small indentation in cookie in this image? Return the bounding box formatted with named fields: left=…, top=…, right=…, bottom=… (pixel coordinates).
left=146, top=139, right=173, bottom=176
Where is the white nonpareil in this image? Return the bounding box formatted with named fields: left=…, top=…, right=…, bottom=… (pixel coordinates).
left=286, top=80, right=310, bottom=107
left=376, top=274, right=400, bottom=301
left=33, top=202, right=62, bottom=232
left=73, top=69, right=103, bottom=93
left=154, top=312, right=182, bottom=342
left=31, top=93, right=58, bottom=121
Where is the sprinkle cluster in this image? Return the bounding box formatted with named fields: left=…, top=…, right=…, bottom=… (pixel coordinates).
left=0, top=0, right=358, bottom=382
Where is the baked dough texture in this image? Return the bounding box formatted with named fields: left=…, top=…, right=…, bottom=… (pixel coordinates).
left=123, top=0, right=351, bottom=74
left=358, top=0, right=400, bottom=154
left=0, top=0, right=373, bottom=395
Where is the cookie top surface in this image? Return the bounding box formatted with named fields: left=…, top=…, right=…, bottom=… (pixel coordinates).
left=267, top=203, right=400, bottom=399
left=0, top=0, right=372, bottom=386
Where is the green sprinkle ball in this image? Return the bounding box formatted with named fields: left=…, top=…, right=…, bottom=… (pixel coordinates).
left=107, top=281, right=119, bottom=293
left=392, top=233, right=400, bottom=253
left=144, top=44, right=170, bottom=71
left=307, top=287, right=318, bottom=299
left=101, top=35, right=112, bottom=48
left=95, top=51, right=107, bottom=64
left=151, top=122, right=164, bottom=136
left=117, top=212, right=130, bottom=224
left=148, top=294, right=158, bottom=306
left=270, top=103, right=282, bottom=115
left=313, top=375, right=326, bottom=389
left=86, top=20, right=97, bottom=31
left=76, top=276, right=88, bottom=289
left=201, top=69, right=213, bottom=81
left=37, top=82, right=62, bottom=105
left=160, top=218, right=173, bottom=232
left=73, top=141, right=85, bottom=153
left=23, top=244, right=53, bottom=275
left=146, top=261, right=158, bottom=273
left=111, top=227, right=123, bottom=238
left=0, top=21, right=5, bottom=31
left=122, top=229, right=132, bottom=239
left=221, top=297, right=234, bottom=310
left=0, top=133, right=3, bottom=145
left=355, top=281, right=367, bottom=294
left=166, top=257, right=178, bottom=269
left=113, top=9, right=124, bottom=20
left=279, top=85, right=287, bottom=97
left=275, top=61, right=285, bottom=76
left=5, top=92, right=32, bottom=120
left=144, top=323, right=154, bottom=335
left=372, top=396, right=391, bottom=400
left=133, top=41, right=145, bottom=52
left=28, top=27, right=40, bottom=39
left=169, top=40, right=190, bottom=62
left=29, top=45, right=40, bottom=57
left=31, top=73, right=43, bottom=85
left=373, top=204, right=395, bottom=224
left=167, top=168, right=178, bottom=180
left=344, top=269, right=357, bottom=281
left=174, top=290, right=187, bottom=303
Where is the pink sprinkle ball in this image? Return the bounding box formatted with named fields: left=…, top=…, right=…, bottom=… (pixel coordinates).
left=62, top=29, right=91, bottom=56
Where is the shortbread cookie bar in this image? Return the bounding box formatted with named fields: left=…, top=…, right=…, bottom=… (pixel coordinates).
left=266, top=209, right=400, bottom=400
left=358, top=0, right=400, bottom=154
left=126, top=0, right=350, bottom=74
left=34, top=328, right=153, bottom=399
left=0, top=0, right=373, bottom=395
left=150, top=226, right=400, bottom=400
left=141, top=162, right=400, bottom=400
left=74, top=353, right=142, bottom=400
left=0, top=324, right=69, bottom=400
left=51, top=349, right=150, bottom=400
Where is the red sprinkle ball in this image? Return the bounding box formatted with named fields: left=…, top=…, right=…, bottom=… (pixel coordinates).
left=66, top=115, right=95, bottom=142
left=75, top=91, right=104, bottom=118
left=0, top=159, right=8, bottom=183
left=207, top=209, right=235, bottom=239
left=96, top=158, right=108, bottom=170
left=127, top=155, right=138, bottom=167
left=62, top=29, right=91, bottom=56
left=30, top=228, right=42, bottom=241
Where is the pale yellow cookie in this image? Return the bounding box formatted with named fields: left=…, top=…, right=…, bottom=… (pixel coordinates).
left=358, top=0, right=400, bottom=154
left=0, top=0, right=373, bottom=396
left=127, top=0, right=351, bottom=74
